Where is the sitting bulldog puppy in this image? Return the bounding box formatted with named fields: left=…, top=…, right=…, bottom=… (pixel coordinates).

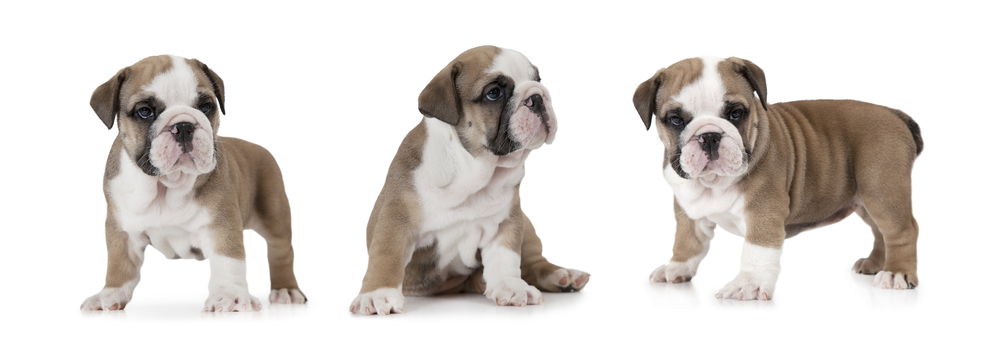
left=633, top=57, right=922, bottom=300
left=81, top=55, right=306, bottom=312
left=350, top=46, right=589, bottom=315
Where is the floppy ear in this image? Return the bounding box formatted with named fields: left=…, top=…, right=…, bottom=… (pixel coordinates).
left=728, top=57, right=768, bottom=110
left=633, top=69, right=664, bottom=130
left=418, top=61, right=463, bottom=125
left=192, top=59, right=226, bottom=115
left=90, top=68, right=130, bottom=129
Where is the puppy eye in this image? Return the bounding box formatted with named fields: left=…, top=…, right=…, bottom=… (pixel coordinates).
left=667, top=115, right=685, bottom=127
left=728, top=108, right=746, bottom=122
left=484, top=86, right=504, bottom=102
left=136, top=106, right=154, bottom=119
left=198, top=102, right=214, bottom=114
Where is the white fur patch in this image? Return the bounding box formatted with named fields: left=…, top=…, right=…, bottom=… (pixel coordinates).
left=715, top=242, right=782, bottom=300
left=269, top=288, right=307, bottom=304
left=202, top=253, right=260, bottom=312
left=664, top=165, right=747, bottom=229
left=672, top=56, right=726, bottom=119
left=143, top=56, right=200, bottom=106
left=481, top=244, right=541, bottom=306
left=414, top=119, right=526, bottom=276
left=873, top=271, right=912, bottom=289
left=481, top=245, right=522, bottom=286
left=80, top=278, right=139, bottom=311
left=109, top=149, right=214, bottom=259
left=488, top=49, right=535, bottom=83
left=350, top=287, right=405, bottom=315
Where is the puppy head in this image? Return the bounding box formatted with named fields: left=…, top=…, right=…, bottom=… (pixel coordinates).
left=418, top=45, right=556, bottom=157
left=90, top=55, right=225, bottom=177
left=632, top=57, right=768, bottom=187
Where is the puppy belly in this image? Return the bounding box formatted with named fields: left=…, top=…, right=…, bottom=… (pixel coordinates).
left=146, top=227, right=205, bottom=260
left=403, top=220, right=502, bottom=295
left=402, top=247, right=477, bottom=296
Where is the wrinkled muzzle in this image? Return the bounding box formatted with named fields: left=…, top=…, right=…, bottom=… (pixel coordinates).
left=507, top=81, right=557, bottom=150
left=678, top=118, right=747, bottom=179
left=148, top=106, right=216, bottom=175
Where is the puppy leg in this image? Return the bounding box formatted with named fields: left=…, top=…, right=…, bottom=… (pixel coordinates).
left=202, top=229, right=261, bottom=312
left=351, top=205, right=413, bottom=315
left=651, top=201, right=714, bottom=284
left=856, top=150, right=919, bottom=289
left=251, top=217, right=306, bottom=304
left=716, top=209, right=787, bottom=301
left=519, top=211, right=590, bottom=293
left=482, top=217, right=542, bottom=306
left=852, top=207, right=885, bottom=275
left=81, top=216, right=146, bottom=311
left=858, top=196, right=919, bottom=289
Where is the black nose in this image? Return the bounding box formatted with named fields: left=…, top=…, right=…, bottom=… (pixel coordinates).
left=526, top=94, right=545, bottom=114
left=698, top=132, right=722, bottom=161
left=172, top=122, right=196, bottom=153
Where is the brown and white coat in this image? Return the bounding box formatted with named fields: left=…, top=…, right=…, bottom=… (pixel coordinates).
left=634, top=57, right=922, bottom=300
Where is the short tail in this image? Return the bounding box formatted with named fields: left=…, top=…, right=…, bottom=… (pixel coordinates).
left=891, top=109, right=923, bottom=155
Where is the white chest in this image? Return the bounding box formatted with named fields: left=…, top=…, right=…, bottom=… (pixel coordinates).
left=664, top=168, right=747, bottom=236
left=413, top=119, right=527, bottom=271
left=107, top=150, right=212, bottom=259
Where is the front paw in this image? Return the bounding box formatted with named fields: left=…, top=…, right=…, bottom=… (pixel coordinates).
left=715, top=272, right=776, bottom=301
left=650, top=262, right=695, bottom=283
left=485, top=278, right=542, bottom=306
left=545, top=269, right=590, bottom=292
left=873, top=271, right=918, bottom=289
left=81, top=287, right=132, bottom=311
left=350, top=288, right=405, bottom=315
left=270, top=288, right=308, bottom=304
left=204, top=291, right=262, bottom=312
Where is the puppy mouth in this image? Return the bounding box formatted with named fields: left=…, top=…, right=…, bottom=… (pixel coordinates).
left=679, top=133, right=747, bottom=178
left=148, top=114, right=216, bottom=175
left=511, top=91, right=556, bottom=147
left=521, top=95, right=550, bottom=135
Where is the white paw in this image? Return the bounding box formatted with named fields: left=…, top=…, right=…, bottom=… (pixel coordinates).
left=649, top=262, right=695, bottom=283
left=269, top=288, right=307, bottom=304
left=350, top=288, right=405, bottom=315
left=715, top=272, right=776, bottom=301
left=485, top=278, right=543, bottom=306
left=80, top=287, right=133, bottom=311
left=546, top=268, right=590, bottom=291
left=873, top=271, right=914, bottom=289
left=203, top=291, right=262, bottom=312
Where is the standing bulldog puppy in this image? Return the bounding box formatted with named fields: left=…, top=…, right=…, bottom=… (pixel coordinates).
left=634, top=57, right=922, bottom=300
left=81, top=55, right=306, bottom=312
left=350, top=46, right=589, bottom=315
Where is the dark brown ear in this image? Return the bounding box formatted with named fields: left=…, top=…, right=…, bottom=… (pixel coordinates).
left=418, top=61, right=463, bottom=125
left=90, top=68, right=130, bottom=129
left=728, top=57, right=768, bottom=110
left=633, top=69, right=664, bottom=130
left=192, top=59, right=226, bottom=115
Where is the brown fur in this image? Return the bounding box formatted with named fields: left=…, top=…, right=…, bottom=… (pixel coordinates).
left=634, top=57, right=921, bottom=287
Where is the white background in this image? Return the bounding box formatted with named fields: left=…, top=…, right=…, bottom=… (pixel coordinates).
left=1, top=0, right=997, bottom=342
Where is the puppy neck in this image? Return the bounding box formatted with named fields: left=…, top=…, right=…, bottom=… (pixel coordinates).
left=418, top=118, right=528, bottom=191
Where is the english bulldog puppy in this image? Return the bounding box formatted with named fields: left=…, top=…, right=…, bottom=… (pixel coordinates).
left=81, top=55, right=306, bottom=312
left=633, top=57, right=922, bottom=300
left=350, top=46, right=589, bottom=315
